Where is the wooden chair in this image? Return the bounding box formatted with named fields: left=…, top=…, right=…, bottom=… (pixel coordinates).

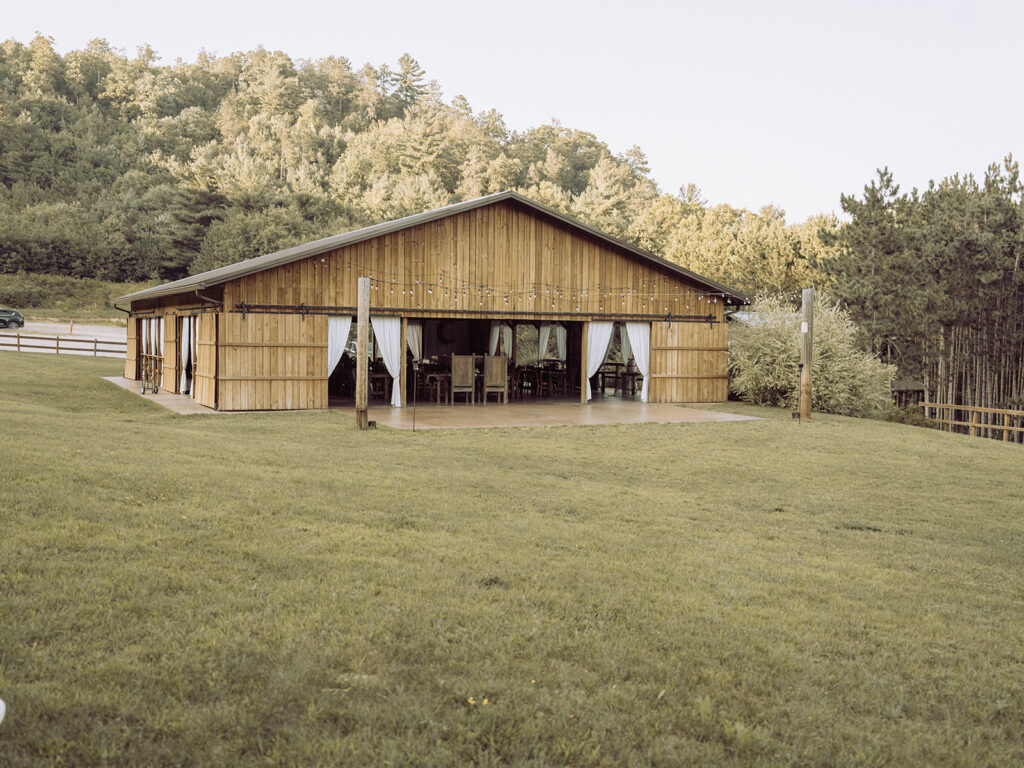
left=451, top=355, right=475, bottom=404
left=427, top=373, right=450, bottom=403
left=516, top=366, right=537, bottom=398
left=482, top=355, right=508, bottom=403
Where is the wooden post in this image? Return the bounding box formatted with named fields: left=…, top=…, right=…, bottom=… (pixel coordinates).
left=56, top=336, right=60, bottom=355
left=799, top=288, right=813, bottom=420
left=94, top=338, right=98, bottom=356
left=971, top=410, right=980, bottom=437
left=1004, top=413, right=1011, bottom=442
left=355, top=277, right=370, bottom=429
left=399, top=316, right=408, bottom=409
left=580, top=321, right=589, bottom=404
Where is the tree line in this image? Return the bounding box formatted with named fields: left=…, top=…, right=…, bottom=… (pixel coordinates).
left=2, top=34, right=1021, bottom=420
left=826, top=162, right=1024, bottom=420
left=0, top=34, right=833, bottom=296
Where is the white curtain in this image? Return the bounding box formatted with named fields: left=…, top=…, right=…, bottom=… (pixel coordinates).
left=537, top=323, right=552, bottom=363
left=158, top=317, right=165, bottom=388
left=626, top=322, right=652, bottom=403
left=488, top=322, right=513, bottom=356
left=489, top=322, right=500, bottom=355
left=620, top=323, right=632, bottom=364
left=554, top=324, right=567, bottom=360
left=179, top=317, right=191, bottom=393
left=327, top=315, right=353, bottom=376
left=406, top=321, right=422, bottom=361
left=585, top=321, right=615, bottom=401
left=371, top=316, right=403, bottom=407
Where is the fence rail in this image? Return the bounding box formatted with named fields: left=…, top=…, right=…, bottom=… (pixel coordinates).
left=921, top=402, right=1024, bottom=442
left=0, top=332, right=126, bottom=358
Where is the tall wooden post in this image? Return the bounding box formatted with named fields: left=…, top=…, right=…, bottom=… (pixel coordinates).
left=580, top=321, right=589, bottom=404
left=355, top=277, right=370, bottom=429
left=399, top=315, right=408, bottom=408
left=800, top=287, right=814, bottom=420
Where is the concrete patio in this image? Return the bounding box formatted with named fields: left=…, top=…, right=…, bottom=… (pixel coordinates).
left=366, top=398, right=756, bottom=429
left=103, top=376, right=219, bottom=415
left=104, top=376, right=756, bottom=428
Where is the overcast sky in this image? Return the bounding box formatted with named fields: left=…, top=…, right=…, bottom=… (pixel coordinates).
left=7, top=0, right=1021, bottom=222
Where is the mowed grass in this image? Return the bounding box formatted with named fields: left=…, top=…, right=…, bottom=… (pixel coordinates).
left=1, top=352, right=1022, bottom=767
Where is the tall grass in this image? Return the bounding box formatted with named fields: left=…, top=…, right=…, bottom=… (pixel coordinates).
left=1, top=352, right=1022, bottom=766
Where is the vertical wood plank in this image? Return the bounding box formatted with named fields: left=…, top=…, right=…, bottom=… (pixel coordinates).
left=356, top=277, right=370, bottom=429
left=400, top=315, right=408, bottom=408
left=580, top=321, right=589, bottom=404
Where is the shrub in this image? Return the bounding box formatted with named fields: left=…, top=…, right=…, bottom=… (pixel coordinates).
left=885, top=403, right=932, bottom=427
left=729, top=295, right=896, bottom=418
left=0, top=272, right=152, bottom=314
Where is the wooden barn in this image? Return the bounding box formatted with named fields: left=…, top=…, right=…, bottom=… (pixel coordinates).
left=115, top=192, right=746, bottom=411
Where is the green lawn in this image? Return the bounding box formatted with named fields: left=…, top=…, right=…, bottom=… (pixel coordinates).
left=1, top=352, right=1022, bottom=767
left=0, top=272, right=149, bottom=324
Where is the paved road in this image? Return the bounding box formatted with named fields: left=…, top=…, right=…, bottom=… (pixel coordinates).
left=21, top=321, right=126, bottom=341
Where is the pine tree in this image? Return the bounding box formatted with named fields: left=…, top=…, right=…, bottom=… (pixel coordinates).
left=390, top=54, right=427, bottom=112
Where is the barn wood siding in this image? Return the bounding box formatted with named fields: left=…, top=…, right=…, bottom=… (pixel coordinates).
left=218, top=313, right=327, bottom=411
left=222, top=201, right=707, bottom=323
left=649, top=311, right=729, bottom=403
left=125, top=317, right=138, bottom=379
left=127, top=201, right=737, bottom=409
left=163, top=315, right=178, bottom=393
left=124, top=287, right=224, bottom=381
left=194, top=313, right=218, bottom=408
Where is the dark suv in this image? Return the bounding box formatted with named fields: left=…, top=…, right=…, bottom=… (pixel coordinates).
left=0, top=309, right=25, bottom=329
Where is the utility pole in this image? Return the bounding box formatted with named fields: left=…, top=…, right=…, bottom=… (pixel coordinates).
left=355, top=277, right=370, bottom=429
left=800, top=287, right=814, bottom=420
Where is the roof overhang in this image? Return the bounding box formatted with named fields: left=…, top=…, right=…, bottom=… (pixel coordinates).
left=115, top=191, right=749, bottom=310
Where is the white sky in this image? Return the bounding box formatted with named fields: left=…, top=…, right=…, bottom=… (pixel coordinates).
left=7, top=0, right=1022, bottom=222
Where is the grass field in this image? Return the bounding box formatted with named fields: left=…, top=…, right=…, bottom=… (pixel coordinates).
left=0, top=273, right=151, bottom=324
left=1, top=352, right=1022, bottom=766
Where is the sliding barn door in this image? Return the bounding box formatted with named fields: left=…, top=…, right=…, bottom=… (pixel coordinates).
left=217, top=313, right=328, bottom=410
left=193, top=313, right=218, bottom=409
left=162, top=315, right=178, bottom=393
left=649, top=320, right=729, bottom=403
left=124, top=317, right=138, bottom=379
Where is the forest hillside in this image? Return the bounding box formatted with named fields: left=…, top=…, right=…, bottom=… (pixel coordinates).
left=0, top=35, right=834, bottom=297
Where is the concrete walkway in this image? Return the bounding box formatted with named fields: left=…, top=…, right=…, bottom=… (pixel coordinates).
left=103, top=377, right=219, bottom=415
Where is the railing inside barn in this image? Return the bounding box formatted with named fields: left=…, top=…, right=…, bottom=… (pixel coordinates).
left=0, top=332, right=127, bottom=358
left=921, top=402, right=1024, bottom=443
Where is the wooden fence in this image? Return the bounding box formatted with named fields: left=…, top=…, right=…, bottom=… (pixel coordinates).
left=921, top=402, right=1024, bottom=442
left=0, top=332, right=126, bottom=358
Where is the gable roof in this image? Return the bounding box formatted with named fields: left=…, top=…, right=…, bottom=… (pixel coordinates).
left=115, top=191, right=748, bottom=309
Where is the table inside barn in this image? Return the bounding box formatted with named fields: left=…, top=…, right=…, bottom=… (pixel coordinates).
left=412, top=357, right=570, bottom=403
